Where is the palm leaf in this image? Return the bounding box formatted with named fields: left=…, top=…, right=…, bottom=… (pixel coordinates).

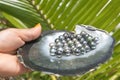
left=0, top=0, right=120, bottom=80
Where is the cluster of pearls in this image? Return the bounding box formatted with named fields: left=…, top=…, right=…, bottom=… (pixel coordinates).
left=49, top=31, right=99, bottom=58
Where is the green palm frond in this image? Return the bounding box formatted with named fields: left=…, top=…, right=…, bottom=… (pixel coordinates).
left=0, top=0, right=120, bottom=80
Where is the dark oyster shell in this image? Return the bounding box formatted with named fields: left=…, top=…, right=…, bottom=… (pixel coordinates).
left=17, top=25, right=115, bottom=75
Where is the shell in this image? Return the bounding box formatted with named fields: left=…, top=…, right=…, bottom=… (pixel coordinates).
left=17, top=25, right=115, bottom=75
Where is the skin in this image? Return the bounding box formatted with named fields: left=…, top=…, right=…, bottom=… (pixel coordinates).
left=0, top=24, right=41, bottom=76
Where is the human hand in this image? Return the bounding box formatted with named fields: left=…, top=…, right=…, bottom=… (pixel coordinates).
left=0, top=24, right=41, bottom=76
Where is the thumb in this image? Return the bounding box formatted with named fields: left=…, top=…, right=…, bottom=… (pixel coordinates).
left=18, top=23, right=41, bottom=42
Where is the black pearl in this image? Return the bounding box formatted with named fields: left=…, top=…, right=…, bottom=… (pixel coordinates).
left=66, top=38, right=71, bottom=42
left=93, top=37, right=99, bottom=43
left=50, top=48, right=56, bottom=53
left=61, top=40, right=66, bottom=43
left=50, top=53, right=55, bottom=56
left=72, top=47, right=77, bottom=52
left=80, top=31, right=86, bottom=36
left=64, top=49, right=71, bottom=53
left=81, top=47, right=85, bottom=54
left=55, top=38, right=60, bottom=43
left=69, top=33, right=74, bottom=39
left=49, top=30, right=100, bottom=58
left=51, top=46, right=56, bottom=49
left=59, top=35, right=65, bottom=40
left=68, top=40, right=73, bottom=44
left=63, top=43, right=68, bottom=46
left=68, top=40, right=74, bottom=47
left=66, top=53, right=71, bottom=56
left=63, top=32, right=70, bottom=38
left=82, top=41, right=87, bottom=45
left=75, top=48, right=80, bottom=53
left=64, top=46, right=69, bottom=50
left=90, top=42, right=96, bottom=46
left=68, top=44, right=75, bottom=48
left=84, top=34, right=89, bottom=38
left=79, top=38, right=84, bottom=43
left=57, top=47, right=64, bottom=52
left=76, top=34, right=81, bottom=40
left=55, top=50, right=62, bottom=55
left=70, top=45, right=75, bottom=50
left=57, top=55, right=62, bottom=58
left=73, top=38, right=78, bottom=42
left=73, top=34, right=77, bottom=38
left=84, top=45, right=90, bottom=52
left=87, top=36, right=93, bottom=41
left=56, top=42, right=63, bottom=47
left=76, top=43, right=82, bottom=48
left=49, top=43, right=55, bottom=47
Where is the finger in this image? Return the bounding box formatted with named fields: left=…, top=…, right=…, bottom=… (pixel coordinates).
left=3, top=50, right=17, bottom=55
left=0, top=23, right=41, bottom=53
left=0, top=53, right=31, bottom=76
left=17, top=23, right=41, bottom=42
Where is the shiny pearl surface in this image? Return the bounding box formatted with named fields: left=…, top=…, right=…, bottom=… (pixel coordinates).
left=49, top=30, right=99, bottom=58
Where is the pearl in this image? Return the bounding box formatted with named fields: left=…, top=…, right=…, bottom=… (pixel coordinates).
left=90, top=42, right=96, bottom=46
left=65, top=53, right=71, bottom=56
left=76, top=34, right=81, bottom=40
left=75, top=48, right=80, bottom=53
left=74, top=41, right=80, bottom=44
left=82, top=41, right=87, bottom=45
left=49, top=43, right=55, bottom=47
left=93, top=37, right=99, bottom=44
left=50, top=53, right=55, bottom=56
left=56, top=42, right=63, bottom=47
left=69, top=33, right=74, bottom=39
left=55, top=50, right=62, bottom=55
left=73, top=38, right=78, bottom=42
left=63, top=32, right=69, bottom=38
left=57, top=47, right=63, bottom=52
left=76, top=43, right=82, bottom=48
left=68, top=40, right=73, bottom=44
left=55, top=38, right=60, bottom=43
left=84, top=45, right=90, bottom=52
left=80, top=47, right=85, bottom=54
left=84, top=34, right=89, bottom=38
left=57, top=55, right=62, bottom=58
left=68, top=44, right=75, bottom=49
left=94, top=37, right=99, bottom=41
left=66, top=38, right=71, bottom=42
left=87, top=36, right=93, bottom=41
left=63, top=43, right=68, bottom=46
left=79, top=38, right=84, bottom=43
left=64, top=46, right=69, bottom=50
left=72, top=47, right=77, bottom=52
left=59, top=35, right=65, bottom=40
left=51, top=46, right=56, bottom=49
left=68, top=40, right=74, bottom=47
left=64, top=49, right=71, bottom=53
left=70, top=44, right=76, bottom=49
left=50, top=48, right=56, bottom=53
left=61, top=40, right=66, bottom=43
left=75, top=53, right=81, bottom=56
left=81, top=31, right=86, bottom=36
left=73, top=34, right=77, bottom=38
left=49, top=31, right=100, bottom=58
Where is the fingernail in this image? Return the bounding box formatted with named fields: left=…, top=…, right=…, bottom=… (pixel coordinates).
left=34, top=23, right=41, bottom=28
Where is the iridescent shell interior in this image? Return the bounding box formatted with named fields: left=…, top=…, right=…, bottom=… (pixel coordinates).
left=18, top=25, right=115, bottom=75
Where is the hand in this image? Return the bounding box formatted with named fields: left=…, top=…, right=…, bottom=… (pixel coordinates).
left=0, top=24, right=41, bottom=76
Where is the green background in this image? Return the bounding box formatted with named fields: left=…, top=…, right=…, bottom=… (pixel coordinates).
left=0, top=0, right=120, bottom=80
